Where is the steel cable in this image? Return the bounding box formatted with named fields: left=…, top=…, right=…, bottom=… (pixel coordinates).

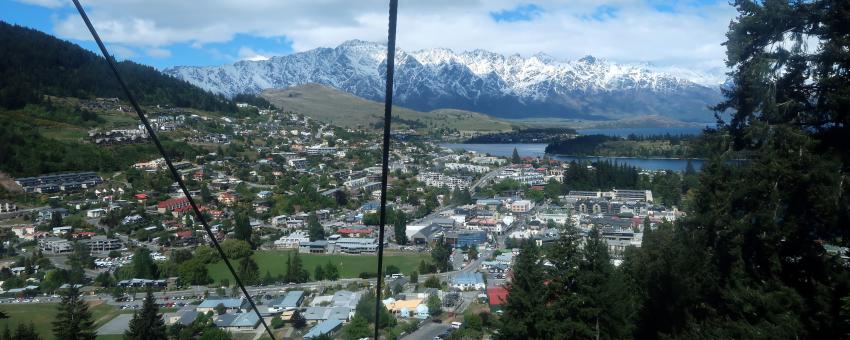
left=374, top=0, right=399, bottom=338
left=70, top=1, right=276, bottom=338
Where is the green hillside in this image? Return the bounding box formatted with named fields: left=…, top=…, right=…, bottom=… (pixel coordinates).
left=0, top=21, right=268, bottom=113
left=262, top=83, right=518, bottom=133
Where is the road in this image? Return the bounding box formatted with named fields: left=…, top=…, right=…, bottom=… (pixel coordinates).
left=468, top=166, right=505, bottom=194
left=403, top=322, right=451, bottom=340
left=0, top=206, right=48, bottom=220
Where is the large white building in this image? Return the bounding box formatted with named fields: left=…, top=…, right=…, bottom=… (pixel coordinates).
left=274, top=231, right=310, bottom=249
left=444, top=163, right=489, bottom=174
left=416, top=172, right=470, bottom=191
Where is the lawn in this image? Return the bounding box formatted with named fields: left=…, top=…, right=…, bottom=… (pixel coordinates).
left=0, top=302, right=118, bottom=340
left=207, top=250, right=431, bottom=283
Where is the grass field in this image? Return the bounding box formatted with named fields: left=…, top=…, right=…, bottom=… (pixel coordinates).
left=207, top=250, right=431, bottom=283
left=0, top=302, right=120, bottom=340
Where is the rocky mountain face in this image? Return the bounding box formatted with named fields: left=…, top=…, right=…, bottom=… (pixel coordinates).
left=165, top=40, right=724, bottom=122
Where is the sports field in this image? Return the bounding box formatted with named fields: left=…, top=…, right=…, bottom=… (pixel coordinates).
left=207, top=250, right=431, bottom=283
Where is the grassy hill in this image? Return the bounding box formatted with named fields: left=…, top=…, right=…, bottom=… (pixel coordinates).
left=261, top=83, right=518, bottom=134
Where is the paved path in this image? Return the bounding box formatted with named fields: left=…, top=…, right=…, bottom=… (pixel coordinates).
left=97, top=314, right=133, bottom=335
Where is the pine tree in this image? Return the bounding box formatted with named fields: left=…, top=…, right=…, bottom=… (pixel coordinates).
left=237, top=257, right=259, bottom=285
left=131, top=247, right=158, bottom=279
left=511, top=147, right=521, bottom=164
left=13, top=323, right=40, bottom=340
left=125, top=288, right=166, bottom=340
left=307, top=213, right=325, bottom=241
left=234, top=213, right=252, bottom=242
left=498, top=242, right=548, bottom=339
left=393, top=210, right=408, bottom=245
left=52, top=286, right=96, bottom=340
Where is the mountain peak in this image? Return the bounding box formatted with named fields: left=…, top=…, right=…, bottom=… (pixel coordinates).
left=578, top=55, right=602, bottom=64
left=165, top=44, right=724, bottom=123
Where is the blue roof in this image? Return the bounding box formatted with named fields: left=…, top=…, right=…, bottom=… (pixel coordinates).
left=451, top=272, right=484, bottom=285
left=477, top=199, right=502, bottom=205
left=277, top=290, right=304, bottom=308
left=303, top=319, right=343, bottom=339
left=213, top=312, right=259, bottom=328
left=198, top=298, right=247, bottom=309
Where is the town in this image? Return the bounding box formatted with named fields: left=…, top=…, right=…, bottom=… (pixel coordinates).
left=0, top=99, right=682, bottom=340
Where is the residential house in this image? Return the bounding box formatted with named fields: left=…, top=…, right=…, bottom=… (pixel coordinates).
left=213, top=312, right=260, bottom=330
left=196, top=298, right=251, bottom=313
left=450, top=272, right=486, bottom=290
left=303, top=319, right=343, bottom=339
left=157, top=197, right=190, bottom=214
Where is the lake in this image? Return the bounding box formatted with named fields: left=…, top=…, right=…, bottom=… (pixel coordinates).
left=439, top=143, right=703, bottom=171
left=576, top=127, right=707, bottom=137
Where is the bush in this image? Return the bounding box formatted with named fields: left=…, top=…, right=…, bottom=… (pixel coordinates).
left=358, top=272, right=377, bottom=279
left=271, top=316, right=284, bottom=329
left=220, top=239, right=252, bottom=259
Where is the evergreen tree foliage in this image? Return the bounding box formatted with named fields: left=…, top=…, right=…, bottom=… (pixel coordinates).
left=131, top=248, right=158, bottom=279
left=124, top=288, right=167, bottom=340
left=0, top=22, right=259, bottom=113
left=52, top=286, right=96, bottom=340
left=307, top=213, right=325, bottom=241
left=237, top=256, right=260, bottom=286
left=323, top=261, right=340, bottom=281
left=354, top=290, right=395, bottom=329
left=498, top=242, right=550, bottom=339
left=393, top=210, right=408, bottom=245
left=11, top=323, right=39, bottom=340
left=340, top=315, right=371, bottom=340
left=233, top=213, right=252, bottom=243
left=285, top=252, right=309, bottom=283
left=511, top=147, right=521, bottom=164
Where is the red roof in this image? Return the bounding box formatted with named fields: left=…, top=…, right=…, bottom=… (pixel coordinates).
left=338, top=227, right=372, bottom=235
left=134, top=193, right=149, bottom=199
left=157, top=197, right=189, bottom=209
left=73, top=231, right=97, bottom=238
left=175, top=230, right=193, bottom=238
left=487, top=287, right=508, bottom=306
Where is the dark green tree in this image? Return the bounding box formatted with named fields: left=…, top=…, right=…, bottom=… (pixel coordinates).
left=498, top=242, right=549, bottom=339
left=323, top=261, right=339, bottom=281
left=511, top=147, right=521, bottom=164
left=12, top=323, right=39, bottom=340
left=307, top=213, right=325, bottom=241
left=393, top=210, right=408, bottom=245
left=340, top=315, right=371, bottom=340
left=354, top=290, right=395, bottom=329
left=233, top=213, right=252, bottom=243
left=131, top=248, right=158, bottom=279
left=125, top=288, right=167, bottom=340
left=52, top=286, right=96, bottom=340
left=237, top=256, right=259, bottom=286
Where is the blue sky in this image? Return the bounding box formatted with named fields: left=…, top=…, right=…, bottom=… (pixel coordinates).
left=1, top=0, right=736, bottom=73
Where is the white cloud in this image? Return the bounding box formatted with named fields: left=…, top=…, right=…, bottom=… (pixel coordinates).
left=14, top=0, right=64, bottom=8
left=44, top=0, right=737, bottom=71
left=145, top=47, right=171, bottom=58
left=110, top=45, right=136, bottom=59
left=238, top=47, right=269, bottom=61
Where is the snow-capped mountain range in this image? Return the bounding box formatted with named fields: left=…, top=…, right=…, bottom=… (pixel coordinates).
left=165, top=40, right=725, bottom=122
